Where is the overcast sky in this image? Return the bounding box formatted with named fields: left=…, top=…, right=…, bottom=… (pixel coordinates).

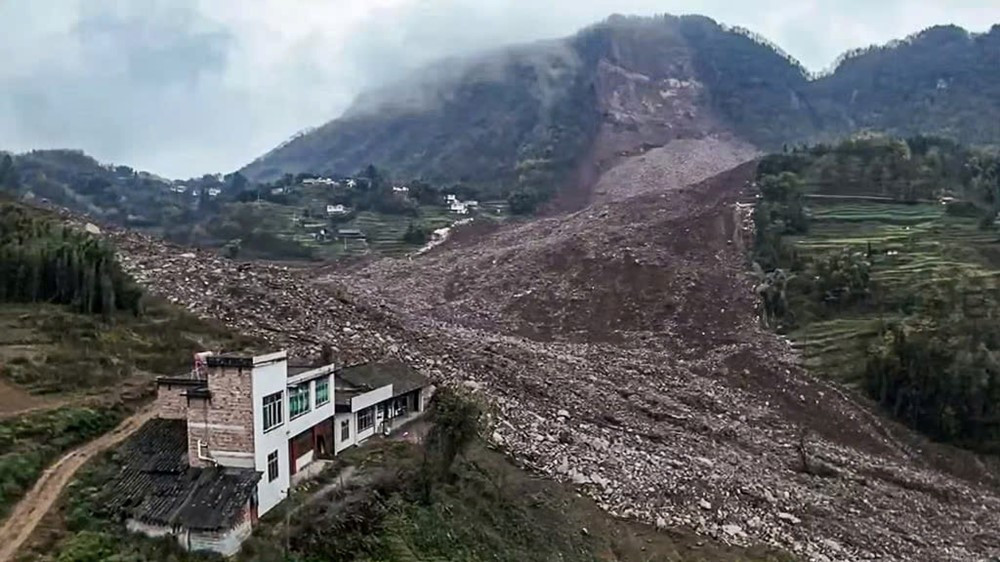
left=1, top=0, right=998, bottom=179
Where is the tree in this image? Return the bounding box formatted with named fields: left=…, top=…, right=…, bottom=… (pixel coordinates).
left=224, top=239, right=241, bottom=260
left=507, top=187, right=538, bottom=215
left=226, top=171, right=249, bottom=193
left=423, top=387, right=481, bottom=480
left=402, top=222, right=429, bottom=245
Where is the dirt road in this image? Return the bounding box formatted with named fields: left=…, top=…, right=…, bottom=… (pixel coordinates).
left=0, top=406, right=155, bottom=562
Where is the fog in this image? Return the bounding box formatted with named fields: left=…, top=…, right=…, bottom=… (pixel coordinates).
left=1, top=0, right=997, bottom=178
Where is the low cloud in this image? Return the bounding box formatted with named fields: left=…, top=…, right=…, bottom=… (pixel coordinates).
left=1, top=0, right=997, bottom=178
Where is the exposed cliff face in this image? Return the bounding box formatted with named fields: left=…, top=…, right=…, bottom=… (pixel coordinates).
left=239, top=15, right=781, bottom=208
left=243, top=16, right=1000, bottom=212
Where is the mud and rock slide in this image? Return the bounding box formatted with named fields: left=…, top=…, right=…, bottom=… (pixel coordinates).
left=99, top=147, right=1000, bottom=561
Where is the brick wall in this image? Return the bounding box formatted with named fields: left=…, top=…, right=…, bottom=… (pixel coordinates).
left=187, top=365, right=255, bottom=468
left=154, top=383, right=190, bottom=420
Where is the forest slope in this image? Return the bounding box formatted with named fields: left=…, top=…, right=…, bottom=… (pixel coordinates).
left=242, top=16, right=1000, bottom=210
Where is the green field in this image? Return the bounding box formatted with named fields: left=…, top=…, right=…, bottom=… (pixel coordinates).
left=272, top=200, right=510, bottom=260
left=788, top=200, right=1000, bottom=386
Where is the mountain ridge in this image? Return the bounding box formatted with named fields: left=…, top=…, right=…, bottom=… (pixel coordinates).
left=240, top=14, right=1000, bottom=212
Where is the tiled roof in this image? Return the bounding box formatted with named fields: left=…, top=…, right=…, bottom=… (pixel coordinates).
left=337, top=359, right=429, bottom=397
left=107, top=419, right=260, bottom=532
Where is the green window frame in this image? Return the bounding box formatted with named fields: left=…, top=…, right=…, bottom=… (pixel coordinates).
left=289, top=384, right=311, bottom=419
left=315, top=377, right=330, bottom=406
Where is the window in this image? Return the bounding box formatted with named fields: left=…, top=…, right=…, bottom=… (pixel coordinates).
left=267, top=450, right=279, bottom=482
left=340, top=419, right=350, bottom=442
left=315, top=377, right=330, bottom=406
left=289, top=384, right=311, bottom=419
left=263, top=391, right=283, bottom=432
left=357, top=407, right=374, bottom=432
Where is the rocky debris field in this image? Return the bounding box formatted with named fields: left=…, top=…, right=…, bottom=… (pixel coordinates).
left=99, top=157, right=1000, bottom=561
left=591, top=136, right=759, bottom=204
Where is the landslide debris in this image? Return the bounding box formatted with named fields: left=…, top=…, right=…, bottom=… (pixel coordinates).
left=99, top=160, right=1000, bottom=561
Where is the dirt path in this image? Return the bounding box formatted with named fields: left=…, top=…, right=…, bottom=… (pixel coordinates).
left=0, top=406, right=155, bottom=562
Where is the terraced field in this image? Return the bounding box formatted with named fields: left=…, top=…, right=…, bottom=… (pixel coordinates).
left=788, top=200, right=1000, bottom=386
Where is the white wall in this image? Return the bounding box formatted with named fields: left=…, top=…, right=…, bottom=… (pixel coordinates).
left=333, top=412, right=355, bottom=453
left=350, top=384, right=392, bottom=412
left=286, top=374, right=335, bottom=439
left=188, top=518, right=253, bottom=557
left=251, top=358, right=289, bottom=516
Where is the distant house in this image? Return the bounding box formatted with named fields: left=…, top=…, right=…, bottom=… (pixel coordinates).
left=444, top=194, right=457, bottom=203
left=448, top=199, right=477, bottom=215
left=326, top=204, right=348, bottom=216
left=337, top=228, right=366, bottom=240
left=105, top=350, right=432, bottom=557
left=302, top=178, right=339, bottom=187
left=392, top=185, right=409, bottom=193
left=271, top=187, right=285, bottom=195
left=207, top=188, right=222, bottom=198
left=171, top=185, right=187, bottom=194
left=346, top=179, right=358, bottom=189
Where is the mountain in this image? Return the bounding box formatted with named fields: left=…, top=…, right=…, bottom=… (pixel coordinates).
left=812, top=24, right=1000, bottom=143
left=0, top=149, right=174, bottom=225
left=241, top=15, right=1000, bottom=211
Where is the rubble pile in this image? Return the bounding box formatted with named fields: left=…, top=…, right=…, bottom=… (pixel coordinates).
left=100, top=155, right=1000, bottom=561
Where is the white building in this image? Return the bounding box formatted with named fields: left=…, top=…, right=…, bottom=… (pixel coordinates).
left=392, top=185, right=409, bottom=193
left=302, top=178, right=339, bottom=187
left=326, top=204, right=348, bottom=216
left=110, top=351, right=432, bottom=557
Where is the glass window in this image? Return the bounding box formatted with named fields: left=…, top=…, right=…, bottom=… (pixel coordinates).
left=357, top=407, right=373, bottom=431
left=340, top=419, right=350, bottom=442
left=289, top=384, right=311, bottom=419
left=315, top=377, right=330, bottom=406
left=267, top=450, right=279, bottom=482
left=263, top=391, right=283, bottom=432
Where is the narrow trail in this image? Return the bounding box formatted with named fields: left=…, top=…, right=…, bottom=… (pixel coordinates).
left=0, top=406, right=156, bottom=562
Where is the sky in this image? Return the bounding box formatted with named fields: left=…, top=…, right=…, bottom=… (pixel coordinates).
left=1, top=0, right=998, bottom=179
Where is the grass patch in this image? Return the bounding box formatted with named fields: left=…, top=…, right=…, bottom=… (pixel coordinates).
left=0, top=299, right=258, bottom=396
left=0, top=407, right=123, bottom=519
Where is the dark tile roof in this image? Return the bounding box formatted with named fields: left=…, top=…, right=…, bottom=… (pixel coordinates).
left=337, top=360, right=429, bottom=397
left=287, top=365, right=314, bottom=377
left=107, top=419, right=260, bottom=532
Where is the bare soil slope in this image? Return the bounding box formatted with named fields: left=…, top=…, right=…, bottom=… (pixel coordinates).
left=100, top=158, right=1000, bottom=561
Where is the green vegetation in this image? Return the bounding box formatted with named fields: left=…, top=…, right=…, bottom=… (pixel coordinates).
left=754, top=136, right=1000, bottom=452
left=0, top=203, right=142, bottom=316
left=0, top=407, right=122, bottom=519
left=0, top=203, right=257, bottom=395
left=0, top=300, right=256, bottom=395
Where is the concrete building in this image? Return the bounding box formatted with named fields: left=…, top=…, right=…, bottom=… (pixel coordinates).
left=108, top=351, right=431, bottom=557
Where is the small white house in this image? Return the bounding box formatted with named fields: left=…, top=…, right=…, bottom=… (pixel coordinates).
left=447, top=198, right=477, bottom=215
left=207, top=188, right=222, bottom=198
left=303, top=178, right=339, bottom=187
left=271, top=187, right=285, bottom=195
left=444, top=194, right=457, bottom=203
left=346, top=179, right=358, bottom=189
left=392, top=186, right=409, bottom=193
left=171, top=185, right=188, bottom=194
left=326, top=204, right=348, bottom=216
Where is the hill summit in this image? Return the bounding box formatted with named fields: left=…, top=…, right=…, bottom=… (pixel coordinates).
left=240, top=15, right=1000, bottom=211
